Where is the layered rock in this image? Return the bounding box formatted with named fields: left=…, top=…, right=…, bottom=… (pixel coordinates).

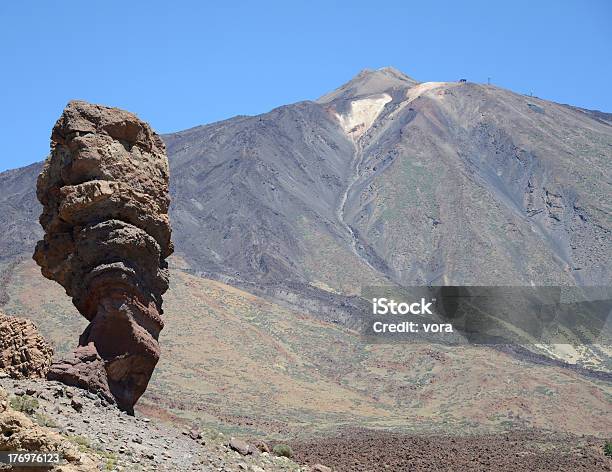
left=0, top=312, right=53, bottom=379
left=33, top=100, right=173, bottom=413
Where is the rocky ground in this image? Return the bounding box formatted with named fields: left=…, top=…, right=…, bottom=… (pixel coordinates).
left=0, top=377, right=317, bottom=472
left=291, top=428, right=612, bottom=472
left=2, top=377, right=611, bottom=472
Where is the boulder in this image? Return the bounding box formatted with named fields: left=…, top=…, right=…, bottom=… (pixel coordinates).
left=254, top=439, right=271, bottom=453
left=0, top=311, right=53, bottom=379
left=229, top=437, right=251, bottom=455
left=228, top=437, right=261, bottom=456
left=34, top=100, right=173, bottom=413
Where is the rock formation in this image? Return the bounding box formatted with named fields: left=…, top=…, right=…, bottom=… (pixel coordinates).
left=33, top=100, right=173, bottom=413
left=0, top=312, right=53, bottom=379
left=0, top=387, right=100, bottom=471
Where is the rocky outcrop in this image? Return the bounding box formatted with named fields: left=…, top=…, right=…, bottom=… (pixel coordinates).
left=33, top=100, right=173, bottom=413
left=0, top=312, right=53, bottom=379
left=0, top=387, right=100, bottom=471
left=46, top=344, right=114, bottom=405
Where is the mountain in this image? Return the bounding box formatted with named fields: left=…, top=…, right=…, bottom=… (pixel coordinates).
left=3, top=67, right=610, bottom=296
left=168, top=67, right=611, bottom=289
left=1, top=67, right=611, bottom=362
left=1, top=68, right=611, bottom=461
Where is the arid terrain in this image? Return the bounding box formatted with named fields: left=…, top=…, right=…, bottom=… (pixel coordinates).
left=0, top=377, right=308, bottom=471
left=291, top=429, right=611, bottom=471
left=0, top=67, right=611, bottom=470
left=1, top=258, right=611, bottom=471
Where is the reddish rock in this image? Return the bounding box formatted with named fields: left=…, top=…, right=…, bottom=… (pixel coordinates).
left=254, top=440, right=271, bottom=453
left=0, top=311, right=53, bottom=379
left=34, top=100, right=173, bottom=413
left=46, top=343, right=114, bottom=404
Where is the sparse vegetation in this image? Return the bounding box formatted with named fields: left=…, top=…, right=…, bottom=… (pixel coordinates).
left=67, top=434, right=91, bottom=452
left=104, top=458, right=116, bottom=471
left=9, top=395, right=39, bottom=414
left=272, top=444, right=293, bottom=458
left=94, top=448, right=117, bottom=470
left=97, top=450, right=118, bottom=471
left=34, top=412, right=57, bottom=428
left=604, top=441, right=612, bottom=457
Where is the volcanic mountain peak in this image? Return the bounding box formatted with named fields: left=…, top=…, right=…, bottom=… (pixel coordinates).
left=334, top=92, right=393, bottom=140
left=317, top=66, right=418, bottom=104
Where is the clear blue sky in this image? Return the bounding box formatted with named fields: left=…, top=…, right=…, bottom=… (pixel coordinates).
left=1, top=0, right=610, bottom=172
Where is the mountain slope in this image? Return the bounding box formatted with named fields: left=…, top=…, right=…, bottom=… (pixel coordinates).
left=0, top=162, right=44, bottom=261
left=1, top=67, right=610, bottom=291
left=335, top=80, right=611, bottom=286
left=3, top=258, right=610, bottom=438
left=164, top=101, right=382, bottom=293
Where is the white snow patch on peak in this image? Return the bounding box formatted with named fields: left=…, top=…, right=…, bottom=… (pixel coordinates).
left=335, top=93, right=392, bottom=141
left=405, top=82, right=450, bottom=102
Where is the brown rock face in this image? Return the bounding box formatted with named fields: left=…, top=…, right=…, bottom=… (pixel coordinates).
left=33, top=100, right=173, bottom=413
left=0, top=312, right=53, bottom=379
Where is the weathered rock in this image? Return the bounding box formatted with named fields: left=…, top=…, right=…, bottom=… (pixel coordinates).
left=0, top=311, right=53, bottom=379
left=254, top=440, right=271, bottom=453
left=229, top=437, right=258, bottom=456
left=33, top=100, right=173, bottom=413
left=46, top=343, right=114, bottom=404
left=312, top=465, right=332, bottom=472
left=70, top=397, right=84, bottom=413
left=0, top=387, right=100, bottom=471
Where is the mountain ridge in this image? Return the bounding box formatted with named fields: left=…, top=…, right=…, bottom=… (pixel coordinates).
left=1, top=68, right=610, bottom=293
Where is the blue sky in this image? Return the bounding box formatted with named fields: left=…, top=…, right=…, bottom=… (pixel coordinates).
left=1, top=0, right=610, bottom=172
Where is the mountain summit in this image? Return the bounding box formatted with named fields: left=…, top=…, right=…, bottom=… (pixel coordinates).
left=318, top=66, right=418, bottom=103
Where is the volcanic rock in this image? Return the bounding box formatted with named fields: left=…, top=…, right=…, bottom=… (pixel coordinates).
left=229, top=437, right=259, bottom=456
left=0, top=387, right=99, bottom=471
left=0, top=311, right=53, bottom=379
left=33, top=100, right=173, bottom=413
left=254, top=440, right=271, bottom=453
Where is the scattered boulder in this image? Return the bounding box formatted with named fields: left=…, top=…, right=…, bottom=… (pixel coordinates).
left=229, top=437, right=252, bottom=455
left=33, top=100, right=173, bottom=414
left=313, top=465, right=332, bottom=472
left=229, top=437, right=261, bottom=456
left=0, top=311, right=53, bottom=379
left=254, top=439, right=271, bottom=453
left=71, top=397, right=84, bottom=413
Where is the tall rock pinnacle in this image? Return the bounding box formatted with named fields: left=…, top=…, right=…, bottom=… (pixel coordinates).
left=33, top=100, right=173, bottom=413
